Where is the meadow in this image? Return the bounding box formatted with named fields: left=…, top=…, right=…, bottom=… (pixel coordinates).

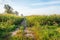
left=0, top=13, right=60, bottom=40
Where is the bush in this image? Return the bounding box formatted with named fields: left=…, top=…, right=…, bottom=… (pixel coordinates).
left=26, top=14, right=60, bottom=27
left=0, top=14, right=23, bottom=39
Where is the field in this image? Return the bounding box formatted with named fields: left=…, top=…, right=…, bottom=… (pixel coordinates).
left=0, top=14, right=60, bottom=40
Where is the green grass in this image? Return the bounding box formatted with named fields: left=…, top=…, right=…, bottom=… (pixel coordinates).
left=0, top=14, right=60, bottom=40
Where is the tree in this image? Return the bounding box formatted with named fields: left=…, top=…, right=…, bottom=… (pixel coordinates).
left=4, top=4, right=13, bottom=14
left=14, top=11, right=19, bottom=15
left=4, top=4, right=19, bottom=15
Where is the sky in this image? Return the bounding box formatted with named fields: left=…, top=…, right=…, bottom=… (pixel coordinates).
left=0, top=0, right=60, bottom=16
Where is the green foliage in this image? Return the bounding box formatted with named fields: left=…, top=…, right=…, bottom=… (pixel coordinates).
left=25, top=15, right=60, bottom=40
left=8, top=14, right=60, bottom=40
left=27, top=25, right=60, bottom=40
left=0, top=14, right=60, bottom=40
left=9, top=25, right=60, bottom=40
left=0, top=14, right=23, bottom=39
left=9, top=26, right=34, bottom=40
left=26, top=14, right=60, bottom=27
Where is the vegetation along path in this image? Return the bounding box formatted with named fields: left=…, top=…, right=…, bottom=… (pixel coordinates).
left=11, top=17, right=34, bottom=38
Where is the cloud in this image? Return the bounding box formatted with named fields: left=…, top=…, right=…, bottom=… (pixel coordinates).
left=0, top=6, right=4, bottom=13
left=0, top=0, right=60, bottom=16
left=32, top=1, right=60, bottom=6
left=19, top=6, right=60, bottom=16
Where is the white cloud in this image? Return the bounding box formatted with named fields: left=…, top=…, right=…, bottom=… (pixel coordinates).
left=0, top=0, right=60, bottom=16
left=18, top=6, right=60, bottom=16
left=32, top=1, right=60, bottom=6
left=0, top=5, right=4, bottom=13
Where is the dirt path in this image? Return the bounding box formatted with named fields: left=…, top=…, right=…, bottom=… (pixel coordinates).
left=24, top=28, right=34, bottom=38
left=11, top=18, right=34, bottom=38
left=11, top=18, right=26, bottom=36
